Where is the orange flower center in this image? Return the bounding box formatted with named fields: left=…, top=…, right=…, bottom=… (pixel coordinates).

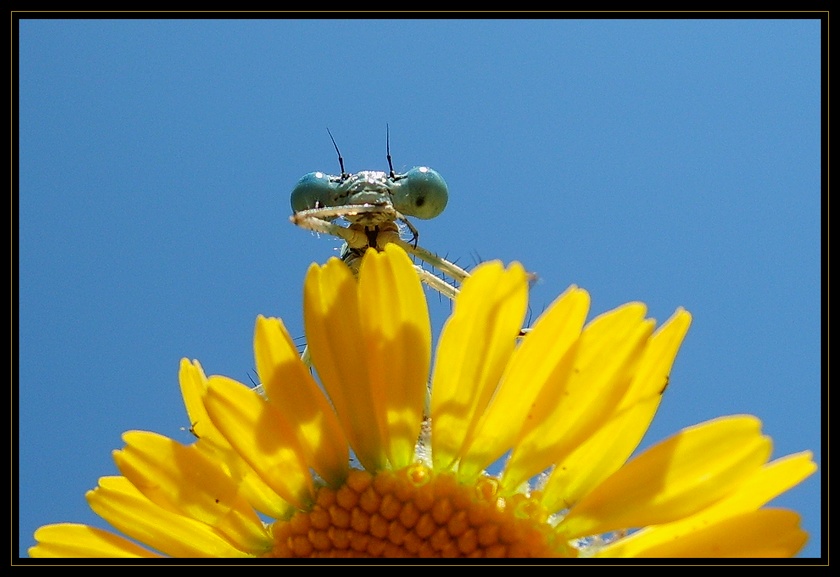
left=266, top=464, right=576, bottom=558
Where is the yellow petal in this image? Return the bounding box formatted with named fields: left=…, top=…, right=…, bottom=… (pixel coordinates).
left=304, top=257, right=386, bottom=471
left=455, top=286, right=590, bottom=481
left=86, top=476, right=252, bottom=557
left=203, top=376, right=314, bottom=510
left=178, top=359, right=230, bottom=451
left=29, top=523, right=160, bottom=558
left=501, top=303, right=654, bottom=491
left=629, top=509, right=808, bottom=558
left=429, top=260, right=529, bottom=473
left=723, top=450, right=818, bottom=512
left=357, top=244, right=431, bottom=469
left=540, top=393, right=662, bottom=514
left=178, top=359, right=290, bottom=518
left=254, top=314, right=348, bottom=485
left=617, top=308, right=692, bottom=409
left=191, top=436, right=292, bottom=521
left=112, top=430, right=271, bottom=552
left=540, top=308, right=693, bottom=511
left=596, top=450, right=817, bottom=557
left=559, top=415, right=772, bottom=539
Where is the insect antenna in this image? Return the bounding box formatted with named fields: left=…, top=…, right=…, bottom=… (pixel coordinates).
left=326, top=127, right=348, bottom=180
left=386, top=123, right=396, bottom=179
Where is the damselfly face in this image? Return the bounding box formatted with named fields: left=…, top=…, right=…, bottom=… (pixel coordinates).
left=290, top=166, right=449, bottom=225
left=290, top=168, right=468, bottom=301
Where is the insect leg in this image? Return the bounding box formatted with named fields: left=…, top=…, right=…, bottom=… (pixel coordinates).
left=398, top=240, right=471, bottom=285
left=413, top=266, right=460, bottom=300
left=290, top=212, right=370, bottom=248
left=398, top=215, right=420, bottom=248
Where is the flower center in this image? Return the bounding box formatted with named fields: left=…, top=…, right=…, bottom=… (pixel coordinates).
left=266, top=464, right=575, bottom=558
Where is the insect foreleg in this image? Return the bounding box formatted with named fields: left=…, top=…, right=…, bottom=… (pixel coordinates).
left=397, top=215, right=420, bottom=248
left=290, top=213, right=370, bottom=249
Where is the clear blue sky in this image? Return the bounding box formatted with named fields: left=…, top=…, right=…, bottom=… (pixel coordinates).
left=17, top=17, right=823, bottom=559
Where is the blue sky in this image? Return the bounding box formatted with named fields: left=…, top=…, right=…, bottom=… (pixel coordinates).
left=16, top=17, right=823, bottom=559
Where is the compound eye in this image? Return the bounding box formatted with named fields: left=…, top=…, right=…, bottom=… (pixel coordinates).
left=290, top=172, right=336, bottom=213
left=392, top=167, right=448, bottom=219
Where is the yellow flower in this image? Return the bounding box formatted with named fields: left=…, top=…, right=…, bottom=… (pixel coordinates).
left=29, top=244, right=815, bottom=558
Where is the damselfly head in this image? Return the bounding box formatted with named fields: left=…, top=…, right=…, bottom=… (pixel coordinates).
left=292, top=128, right=448, bottom=219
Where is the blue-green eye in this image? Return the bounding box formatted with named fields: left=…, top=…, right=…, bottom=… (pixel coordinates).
left=290, top=172, right=338, bottom=213
left=391, top=167, right=448, bottom=220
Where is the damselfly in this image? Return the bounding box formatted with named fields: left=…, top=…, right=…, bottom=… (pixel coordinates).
left=289, top=131, right=468, bottom=300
